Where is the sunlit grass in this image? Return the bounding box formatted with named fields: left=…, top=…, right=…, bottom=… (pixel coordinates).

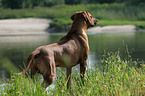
left=99, top=20, right=145, bottom=30
left=1, top=51, right=145, bottom=95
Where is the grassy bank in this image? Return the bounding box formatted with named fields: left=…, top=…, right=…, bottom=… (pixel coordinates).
left=0, top=3, right=145, bottom=32
left=1, top=52, right=145, bottom=95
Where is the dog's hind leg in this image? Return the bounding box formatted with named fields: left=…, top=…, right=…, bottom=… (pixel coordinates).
left=31, top=68, right=37, bottom=78
left=40, top=56, right=56, bottom=88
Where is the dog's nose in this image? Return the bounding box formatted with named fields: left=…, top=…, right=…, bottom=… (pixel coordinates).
left=94, top=18, right=98, bottom=25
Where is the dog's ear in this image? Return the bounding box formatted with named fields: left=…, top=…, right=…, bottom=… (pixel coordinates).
left=71, top=12, right=80, bottom=21
left=82, top=11, right=94, bottom=26
left=71, top=14, right=75, bottom=21
left=71, top=11, right=82, bottom=21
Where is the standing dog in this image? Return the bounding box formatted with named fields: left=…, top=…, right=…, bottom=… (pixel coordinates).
left=22, top=11, right=98, bottom=88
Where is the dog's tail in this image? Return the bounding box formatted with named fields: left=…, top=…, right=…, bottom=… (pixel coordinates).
left=20, top=50, right=40, bottom=75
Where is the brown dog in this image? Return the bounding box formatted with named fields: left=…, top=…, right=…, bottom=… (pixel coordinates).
left=22, top=11, right=98, bottom=88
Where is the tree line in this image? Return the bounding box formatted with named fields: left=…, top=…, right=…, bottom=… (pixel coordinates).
left=0, top=0, right=144, bottom=9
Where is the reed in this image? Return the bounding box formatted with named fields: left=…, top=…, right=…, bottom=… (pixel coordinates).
left=1, top=51, right=145, bottom=95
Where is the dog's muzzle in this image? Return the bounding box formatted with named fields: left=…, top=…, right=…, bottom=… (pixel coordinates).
left=94, top=18, right=98, bottom=25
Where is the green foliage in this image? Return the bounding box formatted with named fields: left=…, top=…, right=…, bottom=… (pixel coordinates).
left=43, top=0, right=65, bottom=6
left=1, top=0, right=23, bottom=9
left=98, top=20, right=145, bottom=30
left=0, top=74, right=47, bottom=95
left=1, top=52, right=145, bottom=95
left=0, top=0, right=1, bottom=8
left=49, top=4, right=145, bottom=31
left=65, top=0, right=85, bottom=4
left=49, top=18, right=72, bottom=32
left=126, top=0, right=145, bottom=6
left=0, top=58, right=19, bottom=73
left=1, top=0, right=65, bottom=9
left=0, top=4, right=145, bottom=31
left=1, top=0, right=145, bottom=9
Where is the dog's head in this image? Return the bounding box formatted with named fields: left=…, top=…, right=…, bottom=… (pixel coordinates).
left=71, top=11, right=98, bottom=27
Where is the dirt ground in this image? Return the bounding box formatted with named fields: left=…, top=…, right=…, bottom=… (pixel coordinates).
left=0, top=18, right=51, bottom=35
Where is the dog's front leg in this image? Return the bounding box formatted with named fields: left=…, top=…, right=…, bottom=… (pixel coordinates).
left=66, top=67, right=72, bottom=89
left=80, top=62, right=87, bottom=84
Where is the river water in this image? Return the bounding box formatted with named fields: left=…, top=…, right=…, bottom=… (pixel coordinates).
left=0, top=31, right=145, bottom=80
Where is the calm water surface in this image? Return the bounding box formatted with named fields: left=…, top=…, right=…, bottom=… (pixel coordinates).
left=0, top=31, right=145, bottom=80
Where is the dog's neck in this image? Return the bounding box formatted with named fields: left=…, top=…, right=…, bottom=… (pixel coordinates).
left=68, top=17, right=88, bottom=40
left=70, top=17, right=88, bottom=33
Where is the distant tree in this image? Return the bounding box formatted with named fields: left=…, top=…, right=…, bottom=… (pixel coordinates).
left=31, top=0, right=43, bottom=7
left=43, top=0, right=65, bottom=6
left=0, top=0, right=1, bottom=8
left=22, top=0, right=32, bottom=8
left=126, top=0, right=145, bottom=6
left=1, top=0, right=65, bottom=9
left=80, top=0, right=88, bottom=4
left=2, top=0, right=23, bottom=9
left=97, top=0, right=116, bottom=4
left=65, top=0, right=80, bottom=4
left=88, top=0, right=97, bottom=3
left=115, top=0, right=125, bottom=3
left=1, top=0, right=144, bottom=9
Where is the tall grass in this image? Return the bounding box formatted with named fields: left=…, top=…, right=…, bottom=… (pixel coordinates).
left=1, top=51, right=145, bottom=95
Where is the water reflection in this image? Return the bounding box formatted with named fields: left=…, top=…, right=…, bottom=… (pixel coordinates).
left=0, top=31, right=145, bottom=80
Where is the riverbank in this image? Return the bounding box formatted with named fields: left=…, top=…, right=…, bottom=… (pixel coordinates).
left=0, top=4, right=145, bottom=32
left=0, top=18, right=51, bottom=35
left=0, top=18, right=138, bottom=35
left=88, top=25, right=136, bottom=34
